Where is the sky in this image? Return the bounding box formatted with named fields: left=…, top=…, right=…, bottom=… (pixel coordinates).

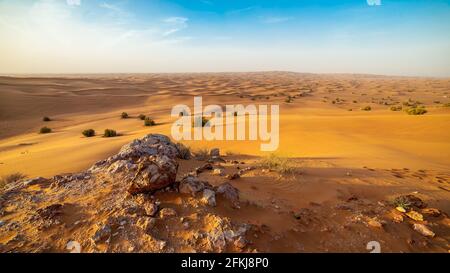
left=0, top=0, right=450, bottom=76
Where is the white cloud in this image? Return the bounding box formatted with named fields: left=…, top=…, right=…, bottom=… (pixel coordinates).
left=162, top=17, right=189, bottom=36
left=66, top=0, right=81, bottom=6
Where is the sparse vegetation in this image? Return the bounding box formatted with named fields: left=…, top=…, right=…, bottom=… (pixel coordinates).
left=43, top=116, right=51, bottom=122
left=390, top=105, right=402, bottom=111
left=361, top=106, right=372, bottom=111
left=194, top=148, right=209, bottom=160
left=39, top=127, right=52, bottom=134
left=121, top=112, right=129, bottom=119
left=104, top=129, right=118, bottom=138
left=392, top=196, right=412, bottom=210
left=176, top=143, right=191, bottom=160
left=82, top=129, right=96, bottom=137
left=405, top=106, right=427, bottom=115
left=443, top=103, right=450, bottom=107
left=259, top=154, right=296, bottom=175
left=144, top=117, right=156, bottom=126
left=285, top=96, right=293, bottom=103
left=0, top=172, right=27, bottom=190
left=138, top=114, right=146, bottom=120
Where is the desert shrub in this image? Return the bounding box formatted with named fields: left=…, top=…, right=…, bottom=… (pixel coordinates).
left=138, top=114, right=146, bottom=120
left=0, top=173, right=27, bottom=190
left=43, top=116, right=51, bottom=122
left=260, top=154, right=295, bottom=175
left=390, top=105, right=402, bottom=111
left=104, top=129, right=117, bottom=138
left=392, top=196, right=412, bottom=210
left=405, top=107, right=427, bottom=115
left=361, top=106, right=372, bottom=111
left=121, top=112, right=129, bottom=119
left=144, top=117, right=156, bottom=126
left=285, top=96, right=293, bottom=103
left=39, top=127, right=52, bottom=134
left=194, top=148, right=209, bottom=160
left=82, top=129, right=95, bottom=137
left=176, top=143, right=192, bottom=160
left=192, top=117, right=210, bottom=128
left=443, top=103, right=450, bottom=107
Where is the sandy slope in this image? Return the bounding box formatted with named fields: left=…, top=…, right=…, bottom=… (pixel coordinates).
left=1, top=73, right=449, bottom=177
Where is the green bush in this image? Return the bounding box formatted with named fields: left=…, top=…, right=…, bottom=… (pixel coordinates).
left=0, top=173, right=27, bottom=190
left=43, top=116, right=51, bottom=122
left=138, top=114, right=146, bottom=120
left=82, top=129, right=95, bottom=137
left=405, top=107, right=427, bottom=115
left=144, top=117, right=156, bottom=126
left=39, top=127, right=52, bottom=134
left=121, top=112, right=129, bottom=119
left=104, top=129, right=118, bottom=137
left=260, top=154, right=295, bottom=175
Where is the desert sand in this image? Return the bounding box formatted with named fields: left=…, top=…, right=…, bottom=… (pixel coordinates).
left=0, top=72, right=449, bottom=253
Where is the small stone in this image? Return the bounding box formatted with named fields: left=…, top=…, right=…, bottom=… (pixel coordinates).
left=159, top=208, right=177, bottom=218
left=234, top=236, right=247, bottom=249
left=367, top=218, right=383, bottom=228
left=421, top=208, right=441, bottom=217
left=396, top=206, right=406, bottom=213
left=136, top=217, right=156, bottom=233
left=406, top=211, right=424, bottom=221
left=213, top=168, right=225, bottom=176
left=413, top=223, right=435, bottom=238
left=226, top=173, right=240, bottom=180
left=210, top=148, right=220, bottom=157
left=144, top=202, right=159, bottom=217
left=92, top=224, right=111, bottom=243
left=392, top=214, right=404, bottom=223
left=201, top=189, right=216, bottom=207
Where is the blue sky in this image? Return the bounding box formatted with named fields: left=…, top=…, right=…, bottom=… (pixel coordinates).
left=1, top=0, right=449, bottom=76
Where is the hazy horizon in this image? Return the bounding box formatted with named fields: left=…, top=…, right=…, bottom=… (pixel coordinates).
left=1, top=0, right=450, bottom=77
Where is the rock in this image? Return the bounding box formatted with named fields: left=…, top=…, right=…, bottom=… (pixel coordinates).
left=210, top=148, right=220, bottom=157
left=367, top=218, right=384, bottom=228
left=195, top=163, right=213, bottom=174
left=406, top=211, right=424, bottom=221
left=136, top=217, right=156, bottom=233
left=392, top=214, right=404, bottom=223
left=226, top=173, right=240, bottom=180
left=202, top=189, right=216, bottom=207
left=216, top=183, right=240, bottom=208
left=421, top=208, right=441, bottom=217
left=107, top=160, right=136, bottom=174
left=234, top=236, right=247, bottom=249
left=413, top=223, right=435, bottom=238
left=127, top=155, right=178, bottom=195
left=213, top=168, right=225, bottom=176
left=0, top=220, right=4, bottom=227
left=159, top=208, right=177, bottom=218
left=143, top=202, right=159, bottom=217
left=92, top=224, right=112, bottom=243
left=23, top=177, right=48, bottom=187
left=396, top=206, right=406, bottom=213
left=36, top=204, right=63, bottom=220
left=179, top=176, right=206, bottom=196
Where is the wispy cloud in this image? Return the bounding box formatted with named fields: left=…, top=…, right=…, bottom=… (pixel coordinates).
left=226, top=6, right=258, bottom=16
left=162, top=16, right=189, bottom=36
left=261, top=16, right=293, bottom=24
